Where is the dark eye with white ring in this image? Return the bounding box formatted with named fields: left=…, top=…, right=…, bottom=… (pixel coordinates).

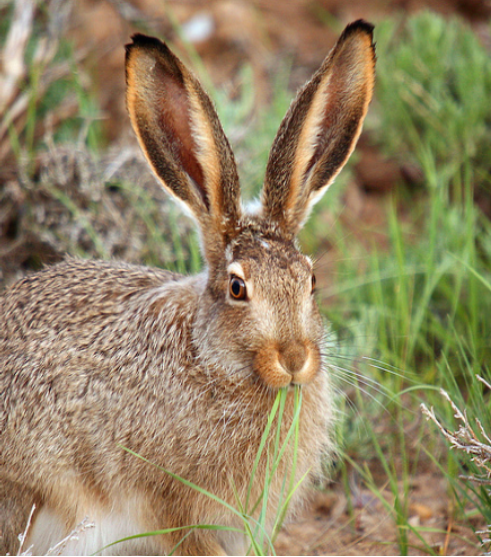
left=229, top=275, right=247, bottom=300
left=311, top=273, right=316, bottom=294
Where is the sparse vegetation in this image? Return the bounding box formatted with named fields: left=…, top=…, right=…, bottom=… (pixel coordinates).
left=321, top=11, right=491, bottom=555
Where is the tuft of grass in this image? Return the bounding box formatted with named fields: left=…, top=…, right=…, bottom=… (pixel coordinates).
left=315, top=11, right=491, bottom=554
left=374, top=11, right=491, bottom=202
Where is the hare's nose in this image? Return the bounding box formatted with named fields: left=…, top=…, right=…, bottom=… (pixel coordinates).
left=279, top=341, right=308, bottom=376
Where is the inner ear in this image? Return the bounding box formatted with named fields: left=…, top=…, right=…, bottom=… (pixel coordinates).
left=260, top=20, right=375, bottom=236
left=305, top=93, right=366, bottom=195
left=153, top=68, right=207, bottom=209
left=126, top=34, right=243, bottom=240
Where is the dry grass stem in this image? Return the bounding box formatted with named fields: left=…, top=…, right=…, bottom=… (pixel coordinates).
left=14, top=505, right=94, bottom=557
left=0, top=0, right=34, bottom=113
left=16, top=504, right=35, bottom=556
left=422, top=386, right=491, bottom=553
left=421, top=386, right=491, bottom=481
left=45, top=517, right=95, bottom=556
left=0, top=0, right=82, bottom=163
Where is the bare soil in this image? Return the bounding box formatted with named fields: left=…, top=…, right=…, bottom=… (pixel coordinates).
left=277, top=473, right=479, bottom=555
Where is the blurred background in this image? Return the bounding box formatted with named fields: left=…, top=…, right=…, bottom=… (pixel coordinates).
left=1, top=0, right=491, bottom=554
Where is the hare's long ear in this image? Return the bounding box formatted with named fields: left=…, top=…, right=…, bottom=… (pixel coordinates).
left=125, top=34, right=241, bottom=258
left=261, top=20, right=375, bottom=236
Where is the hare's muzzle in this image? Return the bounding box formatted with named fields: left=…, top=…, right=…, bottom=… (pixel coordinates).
left=253, top=340, right=320, bottom=389
left=279, top=341, right=307, bottom=376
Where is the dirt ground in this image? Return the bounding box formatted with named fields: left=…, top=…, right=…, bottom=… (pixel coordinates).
left=1, top=0, right=490, bottom=554
left=276, top=473, right=479, bottom=555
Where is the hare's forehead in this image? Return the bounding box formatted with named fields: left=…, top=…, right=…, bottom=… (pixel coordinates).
left=225, top=237, right=313, bottom=282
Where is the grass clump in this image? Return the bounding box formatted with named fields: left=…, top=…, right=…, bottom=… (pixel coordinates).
left=375, top=11, right=491, bottom=202
left=316, top=11, right=491, bottom=554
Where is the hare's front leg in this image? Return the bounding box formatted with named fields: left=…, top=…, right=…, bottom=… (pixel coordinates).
left=176, top=530, right=229, bottom=556
left=159, top=502, right=244, bottom=556
left=0, top=478, right=38, bottom=555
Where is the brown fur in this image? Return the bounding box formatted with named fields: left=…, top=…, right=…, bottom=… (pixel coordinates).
left=0, top=20, right=375, bottom=555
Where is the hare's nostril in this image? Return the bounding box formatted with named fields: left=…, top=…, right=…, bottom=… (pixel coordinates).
left=278, top=342, right=308, bottom=375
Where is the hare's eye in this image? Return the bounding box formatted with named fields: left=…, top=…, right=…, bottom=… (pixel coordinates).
left=311, top=273, right=316, bottom=293
left=229, top=275, right=247, bottom=300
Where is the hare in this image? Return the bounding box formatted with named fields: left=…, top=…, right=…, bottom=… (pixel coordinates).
left=0, top=20, right=375, bottom=556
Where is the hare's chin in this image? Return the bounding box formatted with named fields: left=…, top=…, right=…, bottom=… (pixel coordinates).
left=256, top=366, right=318, bottom=389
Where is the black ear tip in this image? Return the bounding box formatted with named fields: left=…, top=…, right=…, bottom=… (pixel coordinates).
left=343, top=19, right=375, bottom=38
left=128, top=33, right=162, bottom=47
left=125, top=34, right=179, bottom=71
left=125, top=33, right=169, bottom=56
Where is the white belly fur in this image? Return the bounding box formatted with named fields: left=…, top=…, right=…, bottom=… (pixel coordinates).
left=25, top=498, right=162, bottom=556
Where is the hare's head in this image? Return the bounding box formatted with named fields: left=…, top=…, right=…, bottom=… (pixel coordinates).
left=125, top=21, right=375, bottom=389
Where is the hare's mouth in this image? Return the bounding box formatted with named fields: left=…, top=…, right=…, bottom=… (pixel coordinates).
left=253, top=342, right=320, bottom=389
